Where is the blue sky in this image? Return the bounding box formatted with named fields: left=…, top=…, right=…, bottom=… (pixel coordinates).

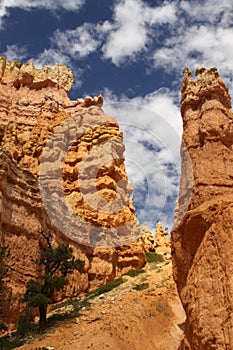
left=1, top=0, right=233, bottom=232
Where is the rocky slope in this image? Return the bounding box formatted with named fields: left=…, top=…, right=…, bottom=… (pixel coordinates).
left=172, top=67, right=233, bottom=349
left=16, top=259, right=185, bottom=350
left=0, top=56, right=145, bottom=328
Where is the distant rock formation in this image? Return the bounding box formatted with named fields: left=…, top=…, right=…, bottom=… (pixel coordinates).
left=172, top=67, right=233, bottom=349
left=155, top=222, right=171, bottom=259
left=0, top=57, right=145, bottom=328
left=140, top=223, right=171, bottom=259
left=140, top=225, right=156, bottom=252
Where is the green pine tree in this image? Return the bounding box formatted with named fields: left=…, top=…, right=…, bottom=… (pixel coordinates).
left=23, top=231, right=84, bottom=331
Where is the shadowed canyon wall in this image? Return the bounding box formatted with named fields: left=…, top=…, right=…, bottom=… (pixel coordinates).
left=172, top=67, right=233, bottom=349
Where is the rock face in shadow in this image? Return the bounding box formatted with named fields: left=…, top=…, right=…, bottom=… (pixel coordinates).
left=172, top=67, right=233, bottom=349
left=0, top=57, right=145, bottom=328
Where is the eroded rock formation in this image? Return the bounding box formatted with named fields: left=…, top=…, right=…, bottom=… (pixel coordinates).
left=0, top=57, right=145, bottom=328
left=155, top=222, right=171, bottom=259
left=141, top=223, right=171, bottom=259
left=172, top=67, right=233, bottom=349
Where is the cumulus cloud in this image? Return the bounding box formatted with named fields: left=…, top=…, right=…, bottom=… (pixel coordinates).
left=52, top=23, right=103, bottom=60
left=102, top=0, right=177, bottom=65
left=103, top=88, right=181, bottom=231
left=26, top=0, right=177, bottom=67
left=153, top=1, right=233, bottom=93
left=154, top=25, right=233, bottom=74
left=2, top=44, right=27, bottom=61
left=180, top=0, right=233, bottom=26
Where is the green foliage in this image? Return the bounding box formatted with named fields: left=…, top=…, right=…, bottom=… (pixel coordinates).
left=145, top=251, right=164, bottom=264
left=16, top=310, right=36, bottom=337
left=122, top=268, right=145, bottom=277
left=132, top=282, right=149, bottom=291
left=0, top=335, right=24, bottom=350
left=86, top=277, right=125, bottom=299
left=22, top=231, right=84, bottom=331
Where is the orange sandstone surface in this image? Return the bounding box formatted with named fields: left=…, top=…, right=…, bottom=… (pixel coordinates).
left=0, top=56, right=146, bottom=328
left=172, top=67, right=233, bottom=350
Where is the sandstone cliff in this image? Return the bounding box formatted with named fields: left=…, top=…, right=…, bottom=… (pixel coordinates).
left=172, top=67, right=233, bottom=349
left=0, top=57, right=145, bottom=328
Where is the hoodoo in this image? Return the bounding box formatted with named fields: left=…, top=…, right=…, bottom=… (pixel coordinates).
left=172, top=67, right=233, bottom=349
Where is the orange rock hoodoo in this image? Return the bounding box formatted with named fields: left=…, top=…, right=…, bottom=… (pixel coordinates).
left=0, top=57, right=145, bottom=328
left=172, top=67, right=233, bottom=349
left=141, top=223, right=171, bottom=259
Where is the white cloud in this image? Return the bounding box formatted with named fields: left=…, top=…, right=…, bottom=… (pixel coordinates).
left=52, top=23, right=102, bottom=59
left=30, top=0, right=176, bottom=65
left=153, top=24, right=233, bottom=94
left=0, top=0, right=85, bottom=16
left=2, top=44, right=27, bottom=61
left=103, top=88, right=182, bottom=231
left=30, top=49, right=71, bottom=68
left=0, top=0, right=85, bottom=28
left=102, top=0, right=177, bottom=66
left=180, top=0, right=233, bottom=26
left=0, top=0, right=85, bottom=29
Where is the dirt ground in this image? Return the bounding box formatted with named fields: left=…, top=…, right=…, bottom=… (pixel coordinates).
left=16, top=260, right=185, bottom=350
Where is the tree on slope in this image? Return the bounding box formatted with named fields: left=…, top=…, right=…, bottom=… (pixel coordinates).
left=23, top=231, right=84, bottom=331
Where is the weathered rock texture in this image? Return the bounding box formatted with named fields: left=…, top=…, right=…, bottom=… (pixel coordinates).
left=172, top=67, right=233, bottom=349
left=0, top=57, right=145, bottom=328
left=155, top=222, right=171, bottom=259
left=140, top=225, right=157, bottom=252
left=141, top=223, right=171, bottom=259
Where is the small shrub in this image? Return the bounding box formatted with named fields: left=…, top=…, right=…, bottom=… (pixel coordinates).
left=122, top=269, right=145, bottom=278
left=145, top=252, right=164, bottom=263
left=132, top=282, right=149, bottom=291
left=86, top=277, right=125, bottom=299
left=16, top=310, right=37, bottom=337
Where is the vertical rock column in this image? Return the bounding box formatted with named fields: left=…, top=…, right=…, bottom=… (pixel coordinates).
left=172, top=67, right=233, bottom=350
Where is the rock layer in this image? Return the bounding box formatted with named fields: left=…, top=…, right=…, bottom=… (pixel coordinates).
left=0, top=57, right=145, bottom=328
left=172, top=67, right=233, bottom=349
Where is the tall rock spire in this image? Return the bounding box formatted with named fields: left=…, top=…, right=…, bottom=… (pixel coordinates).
left=172, top=68, right=233, bottom=349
